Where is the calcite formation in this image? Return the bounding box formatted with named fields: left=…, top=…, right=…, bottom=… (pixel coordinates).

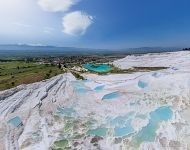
left=0, top=51, right=190, bottom=150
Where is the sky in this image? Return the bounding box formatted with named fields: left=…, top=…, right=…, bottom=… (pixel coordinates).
left=0, top=0, right=190, bottom=49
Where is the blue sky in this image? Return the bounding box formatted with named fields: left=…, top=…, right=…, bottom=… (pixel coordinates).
left=0, top=0, right=190, bottom=49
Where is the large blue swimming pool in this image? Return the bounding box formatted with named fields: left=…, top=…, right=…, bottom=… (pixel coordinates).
left=83, top=64, right=112, bottom=73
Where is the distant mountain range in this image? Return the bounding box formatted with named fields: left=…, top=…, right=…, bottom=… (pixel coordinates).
left=0, top=44, right=91, bottom=51
left=0, top=44, right=184, bottom=59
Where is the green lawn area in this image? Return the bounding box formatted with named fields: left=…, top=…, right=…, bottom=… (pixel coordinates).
left=0, top=61, right=64, bottom=91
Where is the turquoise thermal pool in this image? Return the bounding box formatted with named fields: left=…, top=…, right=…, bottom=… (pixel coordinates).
left=102, top=91, right=121, bottom=100
left=138, top=80, right=148, bottom=88
left=87, top=127, right=108, bottom=137
left=132, top=106, right=173, bottom=146
left=8, top=116, right=22, bottom=127
left=94, top=85, right=105, bottom=91
left=72, top=81, right=90, bottom=93
left=114, top=126, right=134, bottom=137
left=83, top=64, right=112, bottom=73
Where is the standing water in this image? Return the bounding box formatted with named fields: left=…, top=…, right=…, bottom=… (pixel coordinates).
left=83, top=64, right=112, bottom=73
left=131, top=106, right=173, bottom=147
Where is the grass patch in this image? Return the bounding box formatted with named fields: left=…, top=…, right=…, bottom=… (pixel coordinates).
left=133, top=67, right=168, bottom=71
left=71, top=71, right=85, bottom=80
left=0, top=61, right=64, bottom=91
left=54, top=139, right=68, bottom=148
left=110, top=66, right=168, bottom=74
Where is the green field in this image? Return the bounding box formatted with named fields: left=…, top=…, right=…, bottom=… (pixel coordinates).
left=0, top=61, right=64, bottom=91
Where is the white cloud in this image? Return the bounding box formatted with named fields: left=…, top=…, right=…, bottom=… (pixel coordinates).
left=38, top=0, right=79, bottom=12
left=62, top=11, right=93, bottom=36
left=37, top=0, right=94, bottom=36
left=12, top=22, right=32, bottom=28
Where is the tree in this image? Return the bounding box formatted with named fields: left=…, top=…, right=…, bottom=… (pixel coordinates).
left=11, top=82, right=15, bottom=86
left=58, top=63, right=62, bottom=69
left=45, top=73, right=50, bottom=79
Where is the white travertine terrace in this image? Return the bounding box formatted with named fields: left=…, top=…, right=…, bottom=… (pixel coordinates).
left=0, top=51, right=190, bottom=150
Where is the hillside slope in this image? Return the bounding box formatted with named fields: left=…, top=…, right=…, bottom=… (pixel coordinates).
left=0, top=51, right=190, bottom=150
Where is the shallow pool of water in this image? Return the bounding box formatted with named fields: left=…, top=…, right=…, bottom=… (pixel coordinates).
left=114, top=126, right=134, bottom=137
left=94, top=85, right=105, bottom=91
left=108, top=115, right=135, bottom=137
left=87, top=127, right=108, bottom=137
left=110, top=116, right=129, bottom=127
left=73, top=81, right=90, bottom=93
left=77, top=88, right=90, bottom=93
left=102, top=91, right=121, bottom=100
left=8, top=116, right=22, bottom=127
left=131, top=106, right=173, bottom=147
left=57, top=107, right=76, bottom=117
left=83, top=64, right=112, bottom=73
left=138, top=81, right=148, bottom=89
